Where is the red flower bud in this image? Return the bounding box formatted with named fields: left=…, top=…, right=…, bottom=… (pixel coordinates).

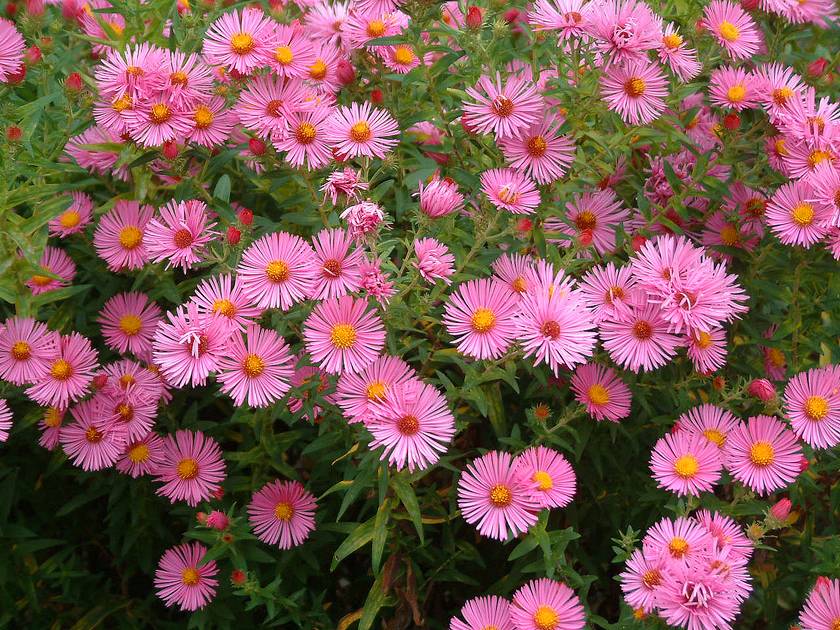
left=248, top=137, right=265, bottom=156
left=162, top=140, right=179, bottom=160
left=336, top=58, right=356, bottom=85
left=807, top=57, right=829, bottom=79
left=196, top=511, right=207, bottom=524
left=231, top=569, right=247, bottom=585
left=694, top=19, right=705, bottom=33
left=712, top=376, right=725, bottom=391
left=370, top=88, right=383, bottom=105
left=205, top=510, right=229, bottom=530
left=671, top=421, right=682, bottom=433
left=211, top=487, right=225, bottom=500
left=740, top=0, right=759, bottom=10
left=460, top=114, right=476, bottom=134
left=516, top=218, right=533, bottom=234
left=631, top=234, right=647, bottom=252
left=799, top=456, right=809, bottom=472
left=65, top=71, right=82, bottom=92
left=91, top=374, right=108, bottom=389
left=221, top=532, right=234, bottom=543
left=747, top=378, right=775, bottom=401
left=238, top=208, right=253, bottom=225
left=425, top=150, right=450, bottom=165
left=6, top=63, right=26, bottom=84
left=5, top=2, right=16, bottom=17
left=227, top=226, right=241, bottom=245
left=465, top=5, right=483, bottom=29
left=6, top=125, right=22, bottom=142
left=331, top=146, right=348, bottom=163
left=769, top=498, right=791, bottom=521
left=579, top=228, right=594, bottom=246
left=723, top=112, right=740, bottom=130
left=503, top=8, right=520, bottom=22
left=25, top=45, right=41, bottom=65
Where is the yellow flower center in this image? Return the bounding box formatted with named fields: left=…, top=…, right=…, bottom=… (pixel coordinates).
left=488, top=483, right=512, bottom=507
left=491, top=96, right=514, bottom=117
left=587, top=383, right=610, bottom=406
left=230, top=32, right=255, bottom=55
left=393, top=45, right=415, bottom=66
left=366, top=19, right=386, bottom=37
left=791, top=202, right=814, bottom=227
left=527, top=135, right=548, bottom=157
left=350, top=121, right=372, bottom=142
left=624, top=77, right=646, bottom=97
left=533, top=605, right=559, bottom=630
left=193, top=105, right=214, bottom=129
left=128, top=443, right=150, bottom=463
left=575, top=210, right=597, bottom=231
left=718, top=20, right=740, bottom=42
left=31, top=274, right=53, bottom=287
left=366, top=380, right=386, bottom=400
left=274, top=45, right=294, bottom=65
left=266, top=260, right=290, bottom=283
left=119, top=314, right=143, bottom=336
left=703, top=428, right=726, bottom=447
left=720, top=224, right=740, bottom=246
left=774, top=138, right=788, bottom=156
left=242, top=354, right=265, bottom=378
left=642, top=569, right=662, bottom=588
left=119, top=374, right=135, bottom=386
left=170, top=70, right=188, bottom=86
left=309, top=59, right=327, bottom=80
left=533, top=470, right=553, bottom=491
left=119, top=225, right=142, bottom=250
left=749, top=441, right=775, bottom=467
left=668, top=536, right=689, bottom=558
left=11, top=340, right=31, bottom=360
left=295, top=121, right=317, bottom=144
left=804, top=395, right=829, bottom=421
left=59, top=210, right=81, bottom=228
left=663, top=33, right=683, bottom=49
left=116, top=402, right=133, bottom=421
left=266, top=99, right=284, bottom=117
left=767, top=347, right=785, bottom=367
left=212, top=299, right=236, bottom=318
left=727, top=84, right=746, bottom=103
left=44, top=407, right=63, bottom=428
left=177, top=457, right=200, bottom=480
left=112, top=94, right=132, bottom=112
left=470, top=308, right=496, bottom=333
left=181, top=567, right=200, bottom=586
left=511, top=276, right=527, bottom=293
left=274, top=501, right=294, bottom=521
left=831, top=618, right=840, bottom=630
left=150, top=103, right=171, bottom=124
left=50, top=359, right=73, bottom=381
left=330, top=323, right=357, bottom=349
left=84, top=426, right=102, bottom=443
left=673, top=454, right=699, bottom=479
left=772, top=86, right=793, bottom=105
left=808, top=150, right=833, bottom=169
left=695, top=331, right=713, bottom=349
left=397, top=414, right=420, bottom=435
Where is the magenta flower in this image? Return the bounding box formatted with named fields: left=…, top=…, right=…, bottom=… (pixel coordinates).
left=450, top=595, right=514, bottom=630
left=366, top=380, right=455, bottom=471
left=340, top=201, right=387, bottom=240
left=702, top=0, right=761, bottom=60
left=264, top=23, right=317, bottom=79
left=678, top=404, right=741, bottom=452
left=443, top=279, right=519, bottom=360
left=767, top=180, right=830, bottom=248
left=657, top=23, right=701, bottom=81
left=695, top=509, right=754, bottom=561
left=600, top=59, right=668, bottom=126
left=325, top=102, right=400, bottom=159
left=162, top=50, right=214, bottom=107
left=145, top=200, right=217, bottom=271
left=656, top=558, right=741, bottom=630
left=236, top=232, right=317, bottom=311
left=0, top=317, right=58, bottom=385
left=302, top=295, right=386, bottom=375
left=599, top=302, right=683, bottom=373
left=514, top=446, right=576, bottom=509
left=578, top=262, right=637, bottom=324
left=380, top=44, right=421, bottom=74
left=809, top=161, right=840, bottom=225
left=216, top=324, right=294, bottom=408
left=321, top=167, right=369, bottom=205
left=547, top=188, right=629, bottom=255
left=462, top=73, right=544, bottom=139
left=154, top=430, right=226, bottom=506
left=26, top=246, right=76, bottom=295
left=126, top=97, right=192, bottom=147
left=527, top=0, right=592, bottom=42
left=457, top=450, right=539, bottom=540
left=247, top=479, right=317, bottom=549
left=116, top=432, right=165, bottom=478
left=509, top=578, right=586, bottom=630
left=154, top=542, right=218, bottom=611
left=26, top=333, right=98, bottom=408
left=235, top=75, right=309, bottom=138
left=202, top=8, right=274, bottom=74
left=188, top=97, right=237, bottom=148
left=49, top=191, right=93, bottom=238
left=416, top=174, right=464, bottom=218
left=414, top=237, right=455, bottom=285
left=570, top=362, right=632, bottom=422
left=709, top=66, right=760, bottom=111
left=65, top=125, right=129, bottom=181
left=0, top=399, right=12, bottom=442
left=799, top=578, right=840, bottom=630
left=190, top=274, right=262, bottom=333
left=642, top=516, right=712, bottom=565
left=335, top=354, right=418, bottom=424
left=309, top=228, right=365, bottom=301
left=650, top=431, right=723, bottom=496
left=619, top=548, right=668, bottom=614
left=585, top=0, right=661, bottom=66
left=480, top=168, right=540, bottom=214
left=99, top=291, right=163, bottom=357
left=724, top=415, right=803, bottom=495
left=686, top=327, right=728, bottom=373
left=491, top=252, right=536, bottom=297
left=499, top=113, right=574, bottom=184
left=0, top=18, right=25, bottom=83
left=93, top=200, right=155, bottom=272
left=274, top=103, right=335, bottom=169
left=93, top=43, right=166, bottom=102
left=783, top=366, right=840, bottom=449
left=59, top=398, right=126, bottom=471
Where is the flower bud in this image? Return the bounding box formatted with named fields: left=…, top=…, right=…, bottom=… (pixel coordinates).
left=503, top=8, right=519, bottom=22
left=6, top=63, right=26, bottom=84
left=238, top=208, right=253, bottom=225
left=206, top=510, right=229, bottom=530
left=162, top=140, right=179, bottom=160
left=227, top=226, right=241, bottom=245
left=230, top=569, right=247, bottom=585
left=631, top=234, right=647, bottom=252
left=465, top=5, right=483, bottom=29
left=769, top=498, right=791, bottom=522
left=712, top=376, right=725, bottom=391
left=25, top=45, right=41, bottom=65
left=807, top=57, right=829, bottom=79
left=740, top=0, right=759, bottom=10
left=6, top=125, right=22, bottom=142
left=92, top=374, right=108, bottom=389
left=336, top=58, right=356, bottom=85
left=747, top=378, right=775, bottom=401
left=65, top=71, right=82, bottom=92
left=211, top=487, right=225, bottom=500
left=370, top=88, right=383, bottom=105
left=5, top=2, right=16, bottom=17
left=248, top=137, right=265, bottom=156
left=196, top=511, right=207, bottom=524
left=723, top=112, right=740, bottom=130
left=579, top=228, right=594, bottom=246
left=799, top=455, right=809, bottom=472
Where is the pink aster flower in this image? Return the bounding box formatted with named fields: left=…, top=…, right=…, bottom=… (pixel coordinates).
left=498, top=113, right=575, bottom=184
left=0, top=317, right=58, bottom=385
left=321, top=167, right=369, bottom=205
left=359, top=258, right=396, bottom=305
left=491, top=253, right=536, bottom=297
left=781, top=137, right=837, bottom=180
left=0, top=18, right=25, bottom=83
left=643, top=516, right=713, bottom=566
left=190, top=274, right=262, bottom=333
left=343, top=8, right=407, bottom=49
left=656, top=558, right=742, bottom=630
left=657, top=23, right=701, bottom=81
left=457, top=450, right=540, bottom=540
left=414, top=237, right=455, bottom=285
left=366, top=380, right=455, bottom=471
left=216, top=324, right=294, bottom=408
left=599, top=302, right=683, bottom=373
left=340, top=200, right=387, bottom=240
left=767, top=180, right=830, bottom=247
left=188, top=97, right=237, bottom=147
left=724, top=415, right=803, bottom=495
left=202, top=8, right=274, bottom=74
left=514, top=446, right=576, bottom=509
left=335, top=355, right=417, bottom=424
left=754, top=63, right=805, bottom=119
left=306, top=43, right=344, bottom=94
left=650, top=431, right=723, bottom=496
left=809, top=162, right=840, bottom=226
left=305, top=4, right=351, bottom=48
left=79, top=1, right=125, bottom=56
left=799, top=578, right=840, bottom=630
left=694, top=509, right=753, bottom=561
left=59, top=398, right=126, bottom=471
left=38, top=406, right=66, bottom=450
left=709, top=66, right=760, bottom=111
left=416, top=174, right=464, bottom=218
left=783, top=366, right=840, bottom=449
left=98, top=291, right=162, bottom=357
left=600, top=59, right=668, bottom=125
left=570, top=362, right=632, bottom=422
left=776, top=87, right=840, bottom=139
left=152, top=303, right=230, bottom=388
left=94, top=381, right=158, bottom=442
left=325, top=101, right=400, bottom=159
left=619, top=548, right=669, bottom=613
left=379, top=44, right=422, bottom=74
left=303, top=295, right=386, bottom=375
left=145, top=200, right=217, bottom=272
left=700, top=212, right=760, bottom=261
left=678, top=404, right=741, bottom=452
left=703, top=0, right=761, bottom=61
left=235, top=75, right=309, bottom=138
left=443, top=279, right=519, bottom=360
left=64, top=125, right=129, bottom=181
left=585, top=0, right=661, bottom=66
left=93, top=200, right=154, bottom=272
left=94, top=43, right=166, bottom=102
left=116, top=432, right=165, bottom=477
left=309, top=228, right=365, bottom=301
left=154, top=430, right=225, bottom=506
left=515, top=289, right=597, bottom=375
left=125, top=98, right=192, bottom=147
left=162, top=50, right=214, bottom=107
left=509, top=579, right=586, bottom=630
left=578, top=262, right=638, bottom=324
left=450, top=595, right=514, bottom=630
left=480, top=168, right=540, bottom=214
left=49, top=191, right=93, bottom=238
left=265, top=23, right=317, bottom=79
left=686, top=327, right=728, bottom=373
left=462, top=73, right=544, bottom=139
left=247, top=479, right=317, bottom=549
left=154, top=542, right=218, bottom=612
left=236, top=232, right=317, bottom=310
left=0, top=399, right=11, bottom=442
left=25, top=246, right=75, bottom=295
left=527, top=0, right=592, bottom=42
left=548, top=188, right=629, bottom=255
left=273, top=102, right=335, bottom=169
left=27, top=333, right=98, bottom=408
left=99, top=359, right=164, bottom=405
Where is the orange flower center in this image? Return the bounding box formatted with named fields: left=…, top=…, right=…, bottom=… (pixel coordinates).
left=274, top=501, right=294, bottom=521
left=527, top=135, right=548, bottom=157
left=242, top=354, right=265, bottom=378
left=193, top=105, right=214, bottom=129
left=491, top=96, right=514, bottom=117
left=470, top=308, right=496, bottom=333
left=274, top=45, right=294, bottom=65
left=397, top=414, right=420, bottom=435
left=212, top=299, right=236, bottom=318
left=804, top=395, right=829, bottom=421
left=11, top=340, right=31, bottom=360
left=150, top=103, right=171, bottom=124
left=177, top=457, right=200, bottom=480
left=50, top=359, right=73, bottom=381
left=119, top=314, right=142, bottom=336
left=266, top=260, right=290, bottom=283
left=633, top=320, right=652, bottom=340
left=230, top=32, right=255, bottom=55
left=749, top=441, right=775, bottom=467
left=59, top=210, right=81, bottom=228
left=330, top=324, right=357, bottom=349
left=350, top=121, right=372, bottom=142
left=488, top=484, right=512, bottom=507
left=295, top=121, right=317, bottom=144
left=624, top=77, right=646, bottom=97
left=540, top=320, right=561, bottom=339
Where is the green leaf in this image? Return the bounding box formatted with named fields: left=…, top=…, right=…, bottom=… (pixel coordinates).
left=371, top=498, right=391, bottom=573
left=391, top=474, right=424, bottom=543
left=359, top=572, right=391, bottom=630
left=214, top=174, right=231, bottom=202
left=331, top=518, right=375, bottom=571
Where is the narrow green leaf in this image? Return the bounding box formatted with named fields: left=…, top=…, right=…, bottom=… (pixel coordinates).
left=331, top=518, right=375, bottom=571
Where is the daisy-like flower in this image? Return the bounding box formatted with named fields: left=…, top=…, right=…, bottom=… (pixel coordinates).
left=95, top=383, right=158, bottom=442
left=202, top=8, right=274, bottom=74
left=694, top=509, right=754, bottom=561
left=188, top=97, right=237, bottom=148
left=26, top=246, right=76, bottom=295
left=145, top=200, right=217, bottom=272
left=462, top=73, right=545, bottom=139
left=709, top=66, right=760, bottom=111
left=116, top=432, right=165, bottom=477
left=515, top=290, right=597, bottom=375
left=190, top=274, right=262, bottom=333
left=366, top=380, right=455, bottom=471
left=154, top=430, right=225, bottom=506
left=643, top=516, right=712, bottom=566
left=309, top=228, right=365, bottom=301
left=79, top=1, right=126, bottom=56
left=809, top=162, right=840, bottom=226
left=0, top=18, right=25, bottom=83
left=65, top=125, right=129, bottom=181
left=599, top=302, right=683, bottom=373
left=457, top=450, right=539, bottom=540
left=678, top=404, right=741, bottom=451
left=499, top=113, right=575, bottom=184
left=162, top=50, right=213, bottom=107
left=306, top=43, right=343, bottom=94
left=59, top=398, right=126, bottom=471
left=619, top=548, right=669, bottom=614
left=724, top=182, right=767, bottom=234
left=480, top=168, right=540, bottom=214
left=93, top=200, right=155, bottom=272
left=775, top=87, right=840, bottom=139
left=509, top=578, right=586, bottom=630
left=416, top=174, right=464, bottom=218
left=321, top=167, right=369, bottom=205
left=443, top=279, right=519, bottom=360
left=274, top=103, right=335, bottom=169
left=414, top=237, right=455, bottom=285
left=781, top=137, right=837, bottom=180
left=325, top=101, right=400, bottom=159
left=27, top=333, right=98, bottom=408
left=702, top=0, right=761, bottom=61
left=491, top=252, right=536, bottom=297
left=578, top=262, right=637, bottom=324
left=340, top=201, right=387, bottom=240
left=100, top=359, right=164, bottom=405
left=335, top=355, right=417, bottom=424
left=126, top=98, right=192, bottom=148
left=265, top=23, right=317, bottom=79
left=359, top=258, right=396, bottom=305
left=767, top=180, right=830, bottom=248
left=247, top=479, right=317, bottom=549
left=216, top=324, right=294, bottom=408
left=94, top=43, right=166, bottom=102
left=0, top=399, right=11, bottom=442
left=235, top=75, right=309, bottom=138
left=514, top=446, right=576, bottom=509
left=450, top=595, right=514, bottom=630
left=49, top=191, right=94, bottom=238
left=527, top=0, right=591, bottom=42
left=152, top=303, right=230, bottom=388
left=585, top=0, right=662, bottom=66
left=99, top=291, right=163, bottom=357
left=799, top=578, right=840, bottom=630
left=754, top=63, right=805, bottom=119
left=303, top=295, right=385, bottom=375
left=305, top=4, right=351, bottom=49
left=343, top=9, right=409, bottom=50
left=650, top=431, right=723, bottom=496
left=548, top=188, right=629, bottom=255
left=700, top=211, right=760, bottom=260
left=0, top=317, right=58, bottom=385
left=686, top=327, right=728, bottom=373
left=380, top=44, right=421, bottom=74
left=657, top=22, right=701, bottom=81
left=783, top=366, right=840, bottom=449
left=237, top=232, right=317, bottom=310
left=570, top=362, right=632, bottom=422
left=656, top=558, right=741, bottom=630
left=724, top=415, right=803, bottom=495
left=38, top=406, right=65, bottom=451
left=600, top=59, right=668, bottom=126
left=154, top=542, right=219, bottom=611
